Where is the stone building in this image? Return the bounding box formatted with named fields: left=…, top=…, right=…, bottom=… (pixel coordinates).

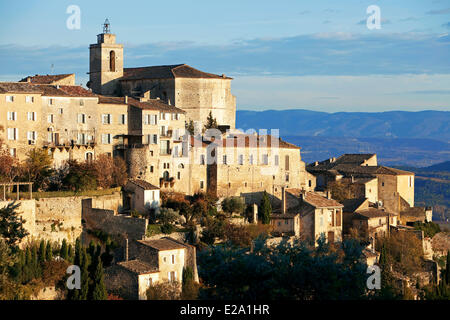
left=307, top=153, right=415, bottom=214
left=271, top=188, right=344, bottom=244
left=123, top=179, right=160, bottom=215
left=87, top=23, right=235, bottom=129
left=105, top=237, right=198, bottom=300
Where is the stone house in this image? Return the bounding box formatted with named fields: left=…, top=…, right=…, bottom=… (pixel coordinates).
left=123, top=179, right=160, bottom=215
left=351, top=207, right=397, bottom=240
left=105, top=237, right=198, bottom=300
left=272, top=188, right=344, bottom=244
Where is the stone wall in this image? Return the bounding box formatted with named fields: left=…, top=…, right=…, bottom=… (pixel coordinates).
left=82, top=198, right=147, bottom=241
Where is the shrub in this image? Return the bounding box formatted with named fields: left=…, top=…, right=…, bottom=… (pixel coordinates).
left=161, top=223, right=175, bottom=234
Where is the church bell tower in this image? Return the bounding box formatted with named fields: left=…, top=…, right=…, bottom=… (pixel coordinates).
left=88, top=19, right=123, bottom=95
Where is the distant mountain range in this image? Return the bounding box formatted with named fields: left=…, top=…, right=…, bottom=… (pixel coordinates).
left=236, top=109, right=450, bottom=167
left=236, top=109, right=450, bottom=141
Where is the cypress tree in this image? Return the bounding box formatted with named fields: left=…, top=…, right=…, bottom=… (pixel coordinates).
left=80, top=248, right=90, bottom=300
left=38, top=239, right=46, bottom=265
left=91, top=257, right=107, bottom=300
left=23, top=247, right=33, bottom=283
left=60, top=239, right=69, bottom=261
left=259, top=191, right=272, bottom=224
left=12, top=249, right=25, bottom=283
left=68, top=244, right=74, bottom=263
left=45, top=241, right=53, bottom=262
left=31, top=244, right=41, bottom=278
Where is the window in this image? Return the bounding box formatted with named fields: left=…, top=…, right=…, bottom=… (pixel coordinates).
left=78, top=113, right=86, bottom=124
left=172, top=255, right=175, bottom=264
left=223, top=155, right=227, bottom=165
left=409, top=176, right=412, bottom=188
left=49, top=98, right=54, bottom=105
left=80, top=99, right=84, bottom=106
left=58, top=108, right=63, bottom=114
left=27, top=131, right=37, bottom=141
left=6, top=95, right=14, bottom=102
left=238, top=154, right=244, bottom=165
left=147, top=278, right=153, bottom=287
left=150, top=166, right=154, bottom=173
left=200, top=181, right=204, bottom=189
left=285, top=156, right=290, bottom=171
left=262, top=154, right=269, bottom=165
left=27, top=112, right=36, bottom=121
left=177, top=172, right=181, bottom=180
left=120, top=114, right=127, bottom=125
left=168, top=271, right=176, bottom=282
left=109, top=50, right=115, bottom=72
left=285, top=220, right=289, bottom=225
left=101, top=133, right=112, bottom=144
left=249, top=154, right=254, bottom=165
left=85, top=152, right=94, bottom=163
left=9, top=148, right=16, bottom=157
left=285, top=174, right=289, bottom=182
left=78, top=133, right=86, bottom=145
left=382, top=182, right=385, bottom=187
left=102, top=114, right=111, bottom=124
left=308, top=180, right=312, bottom=187
left=26, top=96, right=34, bottom=103
left=379, top=219, right=382, bottom=226
left=200, top=154, right=205, bottom=165
left=7, top=111, right=17, bottom=121
left=336, top=211, right=341, bottom=227
left=7, top=128, right=18, bottom=140
left=47, top=114, right=54, bottom=123
left=144, top=114, right=157, bottom=125
left=47, top=132, right=53, bottom=143
left=274, top=155, right=279, bottom=166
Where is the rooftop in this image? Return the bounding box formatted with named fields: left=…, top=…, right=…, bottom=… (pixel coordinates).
left=98, top=96, right=185, bottom=113
left=302, top=191, right=343, bottom=208
left=122, top=64, right=232, bottom=81
left=117, top=259, right=158, bottom=274
left=0, top=82, right=43, bottom=94
left=137, top=238, right=187, bottom=251
left=19, top=74, right=74, bottom=85
left=354, top=207, right=396, bottom=219
left=342, top=197, right=369, bottom=213
left=129, top=179, right=159, bottom=190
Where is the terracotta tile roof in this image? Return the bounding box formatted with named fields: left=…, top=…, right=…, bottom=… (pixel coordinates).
left=401, top=207, right=428, bottom=217
left=32, top=84, right=97, bottom=97
left=354, top=208, right=395, bottom=219
left=129, top=179, right=159, bottom=190
left=342, top=198, right=369, bottom=213
left=0, top=82, right=43, bottom=94
left=138, top=238, right=187, bottom=251
left=122, top=64, right=232, bottom=81
left=307, top=154, right=376, bottom=171
left=19, top=74, right=74, bottom=84
left=117, top=260, right=158, bottom=274
left=303, top=192, right=343, bottom=208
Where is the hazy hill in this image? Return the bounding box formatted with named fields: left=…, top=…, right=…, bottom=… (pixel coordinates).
left=236, top=109, right=450, bottom=141
left=422, top=161, right=450, bottom=172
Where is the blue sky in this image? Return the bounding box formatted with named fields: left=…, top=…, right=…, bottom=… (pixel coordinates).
left=0, top=0, right=449, bottom=112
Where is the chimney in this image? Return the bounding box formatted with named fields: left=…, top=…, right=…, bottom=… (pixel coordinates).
left=124, top=95, right=128, bottom=104
left=124, top=238, right=129, bottom=261
left=281, top=187, right=286, bottom=214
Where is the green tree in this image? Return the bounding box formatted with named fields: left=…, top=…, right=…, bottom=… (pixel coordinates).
left=62, top=160, right=97, bottom=192
left=45, top=241, right=53, bottom=262
left=22, top=148, right=54, bottom=191
left=80, top=248, right=90, bottom=300
left=38, top=240, right=46, bottom=265
left=60, top=239, right=68, bottom=261
left=203, top=111, right=218, bottom=131
left=0, top=202, right=28, bottom=247
left=185, top=120, right=195, bottom=135
left=221, top=197, right=245, bottom=215
left=258, top=191, right=272, bottom=224
left=181, top=266, right=199, bottom=299
left=90, top=257, right=107, bottom=300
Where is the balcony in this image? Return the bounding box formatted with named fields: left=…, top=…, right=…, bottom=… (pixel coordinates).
left=160, top=129, right=173, bottom=139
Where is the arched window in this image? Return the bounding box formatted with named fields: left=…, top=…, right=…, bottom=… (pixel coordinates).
left=163, top=171, right=170, bottom=181
left=110, top=51, right=115, bottom=72
left=85, top=152, right=94, bottom=163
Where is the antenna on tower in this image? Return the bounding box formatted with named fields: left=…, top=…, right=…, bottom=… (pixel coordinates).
left=103, top=18, right=111, bottom=34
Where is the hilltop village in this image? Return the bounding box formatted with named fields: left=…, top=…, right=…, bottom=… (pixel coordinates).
left=0, top=24, right=448, bottom=301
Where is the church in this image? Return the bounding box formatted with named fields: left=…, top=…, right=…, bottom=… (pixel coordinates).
left=88, top=20, right=236, bottom=130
